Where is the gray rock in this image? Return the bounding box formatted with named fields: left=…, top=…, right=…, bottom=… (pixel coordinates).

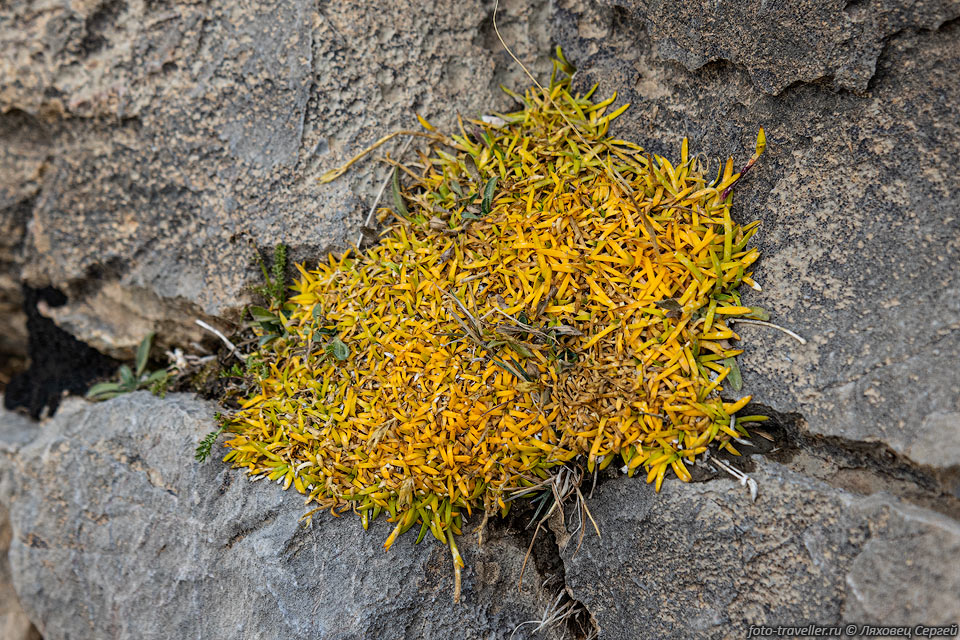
left=598, top=0, right=960, bottom=94
left=0, top=394, right=571, bottom=640
left=0, top=505, right=40, bottom=640
left=3, top=0, right=956, bottom=479
left=0, top=108, right=44, bottom=366
left=556, top=460, right=960, bottom=640
left=0, top=0, right=558, bottom=356
left=2, top=1, right=960, bottom=635
left=0, top=407, right=36, bottom=504
left=0, top=409, right=39, bottom=640
left=557, top=9, right=960, bottom=476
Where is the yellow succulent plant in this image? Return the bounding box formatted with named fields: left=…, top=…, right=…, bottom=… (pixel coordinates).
left=221, top=50, right=767, bottom=600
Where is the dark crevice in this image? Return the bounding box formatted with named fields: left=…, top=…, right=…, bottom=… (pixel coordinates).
left=0, top=197, right=36, bottom=389
left=3, top=286, right=119, bottom=420
left=735, top=403, right=960, bottom=519
left=224, top=507, right=282, bottom=551
left=498, top=487, right=600, bottom=640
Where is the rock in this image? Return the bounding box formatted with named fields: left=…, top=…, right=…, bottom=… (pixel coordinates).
left=0, top=406, right=36, bottom=500
left=0, top=393, right=572, bottom=640
left=0, top=0, right=558, bottom=357
left=2, top=1, right=960, bottom=634
left=3, top=0, right=956, bottom=478
left=557, top=9, right=960, bottom=476
left=0, top=406, right=40, bottom=640
left=0, top=108, right=45, bottom=369
left=0, top=506, right=40, bottom=640
left=598, top=0, right=960, bottom=94
left=556, top=460, right=960, bottom=640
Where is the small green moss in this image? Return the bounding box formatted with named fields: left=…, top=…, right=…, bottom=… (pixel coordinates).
left=252, top=243, right=289, bottom=308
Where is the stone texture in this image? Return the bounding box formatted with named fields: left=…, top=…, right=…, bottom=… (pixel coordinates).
left=2, top=1, right=960, bottom=636
left=553, top=5, right=960, bottom=475
left=2, top=0, right=956, bottom=472
left=0, top=108, right=46, bottom=368
left=0, top=0, right=557, bottom=357
left=0, top=394, right=571, bottom=640
left=599, top=0, right=960, bottom=94
left=0, top=505, right=40, bottom=640
left=556, top=460, right=960, bottom=640
left=0, top=409, right=39, bottom=640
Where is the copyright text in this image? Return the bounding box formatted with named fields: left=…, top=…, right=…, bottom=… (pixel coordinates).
left=747, top=624, right=959, bottom=638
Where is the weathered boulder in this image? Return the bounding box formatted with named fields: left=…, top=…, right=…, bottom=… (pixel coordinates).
left=0, top=394, right=572, bottom=640
left=0, top=505, right=40, bottom=640
left=597, top=0, right=959, bottom=94
left=3, top=394, right=960, bottom=640
left=2, top=0, right=958, bottom=479
left=0, top=410, right=39, bottom=640
left=0, top=108, right=44, bottom=368
left=2, top=0, right=960, bottom=636
left=558, top=9, right=960, bottom=478
left=0, top=0, right=557, bottom=357
left=556, top=460, right=960, bottom=639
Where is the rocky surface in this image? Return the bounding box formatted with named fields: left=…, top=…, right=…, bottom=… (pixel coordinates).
left=0, top=506, right=40, bottom=640
left=0, top=0, right=555, bottom=357
left=598, top=0, right=960, bottom=94
left=0, top=394, right=573, bottom=640
left=2, top=0, right=960, bottom=637
left=0, top=410, right=39, bottom=640
left=555, top=460, right=960, bottom=639
left=2, top=395, right=958, bottom=640
left=1, top=0, right=957, bottom=477
left=555, top=3, right=960, bottom=482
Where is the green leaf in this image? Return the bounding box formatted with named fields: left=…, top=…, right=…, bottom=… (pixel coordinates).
left=312, top=304, right=324, bottom=320
left=86, top=381, right=122, bottom=399
left=391, top=167, right=409, bottom=218
left=480, top=176, right=498, bottom=216
left=490, top=356, right=525, bottom=381
left=135, top=332, right=154, bottom=377
left=271, top=244, right=287, bottom=285
left=195, top=426, right=225, bottom=463
left=144, top=369, right=169, bottom=384
left=505, top=339, right=533, bottom=359
left=262, top=321, right=284, bottom=336
left=746, top=306, right=770, bottom=321
left=721, top=357, right=743, bottom=392
left=258, top=334, right=280, bottom=347
left=507, top=356, right=531, bottom=381
left=119, top=365, right=136, bottom=389
left=327, top=337, right=350, bottom=361
left=249, top=306, right=279, bottom=324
